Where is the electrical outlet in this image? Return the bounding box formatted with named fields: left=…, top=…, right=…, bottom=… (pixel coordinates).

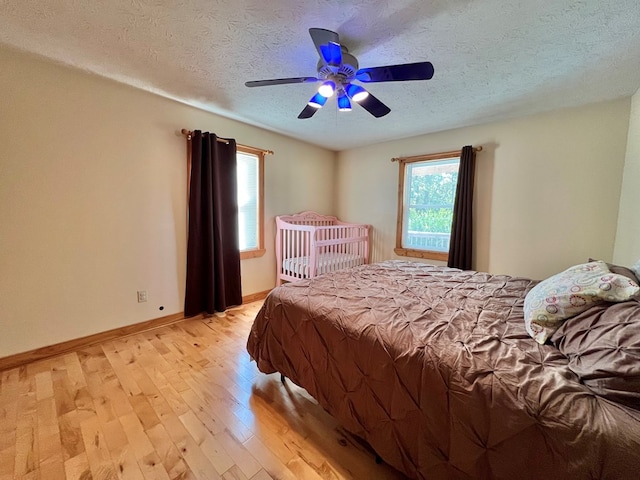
left=137, top=290, right=148, bottom=303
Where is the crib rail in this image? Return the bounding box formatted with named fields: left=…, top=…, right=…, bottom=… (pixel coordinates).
left=277, top=210, right=338, bottom=227
left=276, top=214, right=370, bottom=285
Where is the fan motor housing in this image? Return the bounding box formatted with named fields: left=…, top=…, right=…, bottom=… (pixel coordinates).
left=317, top=47, right=359, bottom=82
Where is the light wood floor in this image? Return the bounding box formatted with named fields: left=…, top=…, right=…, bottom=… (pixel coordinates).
left=0, top=301, right=407, bottom=480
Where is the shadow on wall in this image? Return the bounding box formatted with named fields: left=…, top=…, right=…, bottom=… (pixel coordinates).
left=370, top=227, right=388, bottom=264
left=473, top=141, right=497, bottom=273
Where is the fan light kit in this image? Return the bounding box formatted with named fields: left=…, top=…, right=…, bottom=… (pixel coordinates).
left=308, top=93, right=327, bottom=109
left=245, top=28, right=435, bottom=119
left=318, top=81, right=336, bottom=97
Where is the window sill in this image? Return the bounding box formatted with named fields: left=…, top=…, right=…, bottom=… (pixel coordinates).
left=394, top=247, right=448, bottom=262
left=240, top=248, right=266, bottom=260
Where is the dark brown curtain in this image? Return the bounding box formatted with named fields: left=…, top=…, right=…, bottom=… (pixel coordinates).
left=184, top=131, right=242, bottom=317
left=448, top=145, right=476, bottom=270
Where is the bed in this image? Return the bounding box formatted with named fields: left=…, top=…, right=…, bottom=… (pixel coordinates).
left=275, top=211, right=369, bottom=285
left=247, top=260, right=640, bottom=479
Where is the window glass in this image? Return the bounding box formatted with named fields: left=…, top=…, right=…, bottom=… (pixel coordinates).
left=236, top=146, right=265, bottom=259
left=237, top=151, right=259, bottom=251
left=402, top=158, right=459, bottom=252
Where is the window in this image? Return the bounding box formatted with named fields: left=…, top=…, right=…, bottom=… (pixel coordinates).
left=395, top=153, right=460, bottom=261
left=236, top=146, right=265, bottom=259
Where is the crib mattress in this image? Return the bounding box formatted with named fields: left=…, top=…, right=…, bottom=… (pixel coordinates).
left=282, top=252, right=363, bottom=278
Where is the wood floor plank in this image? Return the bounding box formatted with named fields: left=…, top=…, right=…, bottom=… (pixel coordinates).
left=0, top=301, right=407, bottom=480
left=63, top=353, right=88, bottom=390
left=180, top=371, right=254, bottom=444
left=35, top=371, right=54, bottom=402
left=52, top=367, right=82, bottom=419
left=101, top=418, right=145, bottom=480
left=221, top=464, right=249, bottom=480
left=101, top=343, right=143, bottom=398
left=161, top=415, right=222, bottom=480
left=242, top=436, right=298, bottom=480
left=248, top=469, right=273, bottom=480
left=248, top=390, right=346, bottom=480
left=145, top=423, right=192, bottom=480
left=129, top=395, right=161, bottom=432
left=142, top=335, right=190, bottom=394
left=178, top=411, right=234, bottom=475
left=167, top=326, right=210, bottom=368
left=215, top=429, right=261, bottom=479
left=37, top=396, right=65, bottom=479
left=14, top=377, right=39, bottom=478
left=285, top=456, right=327, bottom=480
left=64, top=452, right=91, bottom=480
left=0, top=368, right=19, bottom=476
left=143, top=388, right=221, bottom=480
left=0, top=446, right=16, bottom=480
left=78, top=346, right=118, bottom=389
left=126, top=335, right=174, bottom=379
left=245, top=405, right=297, bottom=466
left=59, top=409, right=94, bottom=463
left=176, top=388, right=225, bottom=436
left=75, top=386, right=96, bottom=416
left=102, top=381, right=134, bottom=419
left=138, top=366, right=191, bottom=420
left=118, top=411, right=170, bottom=480
left=256, top=377, right=404, bottom=479
left=80, top=414, right=117, bottom=480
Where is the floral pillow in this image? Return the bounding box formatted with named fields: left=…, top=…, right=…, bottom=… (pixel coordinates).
left=524, top=261, right=640, bottom=344
left=588, top=258, right=639, bottom=284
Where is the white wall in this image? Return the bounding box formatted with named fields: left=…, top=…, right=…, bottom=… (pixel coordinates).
left=613, top=88, right=640, bottom=266
left=336, top=99, right=631, bottom=280
left=0, top=46, right=335, bottom=357
left=0, top=43, right=634, bottom=359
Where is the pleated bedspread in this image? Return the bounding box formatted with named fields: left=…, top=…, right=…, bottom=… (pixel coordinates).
left=247, top=260, right=640, bottom=479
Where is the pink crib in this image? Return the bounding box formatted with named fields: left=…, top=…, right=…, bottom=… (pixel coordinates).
left=275, top=211, right=370, bottom=285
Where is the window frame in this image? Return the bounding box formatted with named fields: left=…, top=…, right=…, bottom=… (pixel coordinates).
left=395, top=151, right=461, bottom=262
left=236, top=145, right=266, bottom=260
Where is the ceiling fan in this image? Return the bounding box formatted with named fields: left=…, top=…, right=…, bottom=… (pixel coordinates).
left=245, top=28, right=434, bottom=119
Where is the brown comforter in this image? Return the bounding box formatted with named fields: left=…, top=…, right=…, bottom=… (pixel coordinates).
left=247, top=261, right=640, bottom=479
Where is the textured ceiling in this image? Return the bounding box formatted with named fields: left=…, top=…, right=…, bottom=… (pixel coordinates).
left=1, top=0, right=640, bottom=150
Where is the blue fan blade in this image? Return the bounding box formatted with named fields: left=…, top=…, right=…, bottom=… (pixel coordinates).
left=245, top=77, right=318, bottom=87
left=319, top=42, right=342, bottom=66
left=356, top=62, right=434, bottom=82
left=309, top=28, right=340, bottom=59
left=358, top=92, right=391, bottom=118
left=298, top=104, right=319, bottom=119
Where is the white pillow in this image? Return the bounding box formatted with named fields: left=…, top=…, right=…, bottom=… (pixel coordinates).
left=632, top=258, right=640, bottom=283
left=524, top=261, right=640, bottom=344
